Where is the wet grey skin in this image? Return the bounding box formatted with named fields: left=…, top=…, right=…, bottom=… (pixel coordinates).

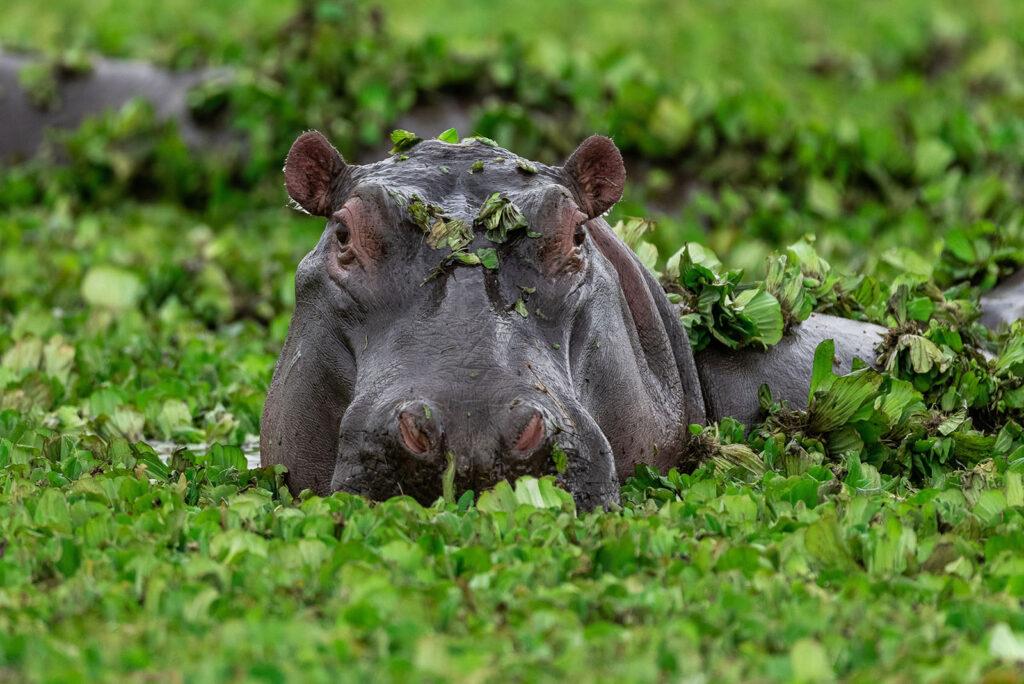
left=260, top=131, right=1021, bottom=510
left=980, top=268, right=1024, bottom=331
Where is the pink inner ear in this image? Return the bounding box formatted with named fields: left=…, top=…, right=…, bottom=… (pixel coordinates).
left=563, top=136, right=626, bottom=218
left=284, top=131, right=345, bottom=217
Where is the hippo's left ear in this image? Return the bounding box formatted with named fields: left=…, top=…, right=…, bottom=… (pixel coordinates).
left=284, top=130, right=349, bottom=217
left=562, top=135, right=626, bottom=219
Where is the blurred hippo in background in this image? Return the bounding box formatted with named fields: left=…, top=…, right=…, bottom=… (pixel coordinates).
left=981, top=268, right=1024, bottom=331
left=0, top=52, right=219, bottom=160
left=261, top=132, right=898, bottom=508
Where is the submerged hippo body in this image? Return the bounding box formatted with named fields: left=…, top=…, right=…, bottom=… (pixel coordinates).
left=980, top=268, right=1024, bottom=330
left=261, top=133, right=706, bottom=510
left=0, top=52, right=219, bottom=160
left=695, top=314, right=887, bottom=426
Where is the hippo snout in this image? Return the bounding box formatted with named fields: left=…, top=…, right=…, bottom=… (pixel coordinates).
left=332, top=395, right=569, bottom=505
left=395, top=398, right=548, bottom=461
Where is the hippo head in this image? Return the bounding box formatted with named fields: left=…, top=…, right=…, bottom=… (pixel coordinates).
left=261, top=131, right=705, bottom=510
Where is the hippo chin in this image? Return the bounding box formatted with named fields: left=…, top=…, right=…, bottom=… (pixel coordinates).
left=261, top=132, right=705, bottom=510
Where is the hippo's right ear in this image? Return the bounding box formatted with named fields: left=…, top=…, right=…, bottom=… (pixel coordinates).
left=284, top=131, right=348, bottom=216
left=562, top=135, right=626, bottom=219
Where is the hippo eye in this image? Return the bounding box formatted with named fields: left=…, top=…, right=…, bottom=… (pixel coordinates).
left=573, top=223, right=587, bottom=247
left=335, top=223, right=351, bottom=249
left=333, top=222, right=357, bottom=266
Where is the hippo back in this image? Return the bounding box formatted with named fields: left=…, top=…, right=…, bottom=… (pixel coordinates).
left=980, top=268, right=1024, bottom=330
left=694, top=313, right=887, bottom=425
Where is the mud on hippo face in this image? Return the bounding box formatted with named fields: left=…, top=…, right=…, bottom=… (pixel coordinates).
left=261, top=132, right=705, bottom=510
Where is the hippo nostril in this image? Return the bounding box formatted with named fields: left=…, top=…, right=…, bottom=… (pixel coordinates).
left=399, top=411, right=433, bottom=454
left=514, top=411, right=545, bottom=452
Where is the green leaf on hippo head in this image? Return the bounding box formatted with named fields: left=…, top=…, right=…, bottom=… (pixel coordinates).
left=516, top=159, right=538, bottom=174
left=513, top=296, right=528, bottom=318
left=476, top=248, right=499, bottom=269
left=470, top=160, right=484, bottom=174
left=407, top=195, right=442, bottom=233
left=475, top=193, right=529, bottom=243
left=453, top=252, right=481, bottom=266
left=437, top=128, right=459, bottom=143
left=389, top=129, right=422, bottom=155
left=426, top=218, right=472, bottom=252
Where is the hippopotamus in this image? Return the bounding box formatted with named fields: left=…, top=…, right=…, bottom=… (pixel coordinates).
left=261, top=132, right=705, bottom=510
left=981, top=268, right=1024, bottom=330
left=260, top=130, right=903, bottom=509
left=0, top=52, right=220, bottom=160
left=260, top=132, right=884, bottom=507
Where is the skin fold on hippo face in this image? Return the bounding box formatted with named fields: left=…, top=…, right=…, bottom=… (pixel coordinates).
left=261, top=132, right=705, bottom=510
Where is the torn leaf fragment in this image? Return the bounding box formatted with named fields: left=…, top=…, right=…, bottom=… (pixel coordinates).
left=475, top=193, right=529, bottom=243
left=389, top=129, right=422, bottom=155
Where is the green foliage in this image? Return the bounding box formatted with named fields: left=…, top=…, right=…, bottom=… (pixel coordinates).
left=671, top=242, right=784, bottom=350
left=5, top=199, right=1024, bottom=682
left=5, top=414, right=1024, bottom=682
left=4, top=1, right=1024, bottom=681
left=4, top=0, right=1024, bottom=287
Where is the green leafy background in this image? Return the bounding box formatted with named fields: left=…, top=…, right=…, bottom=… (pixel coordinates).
left=2, top=0, right=1024, bottom=681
